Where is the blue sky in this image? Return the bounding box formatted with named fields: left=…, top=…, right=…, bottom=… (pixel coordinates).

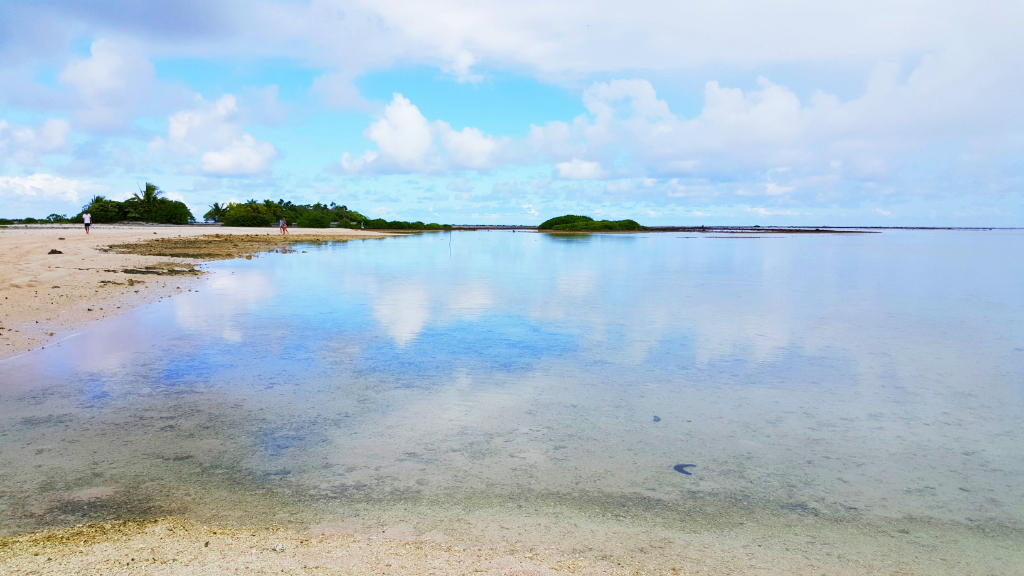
left=1, top=0, right=1022, bottom=226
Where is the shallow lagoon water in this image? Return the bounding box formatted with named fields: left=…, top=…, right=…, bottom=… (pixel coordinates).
left=2, top=230, right=1023, bottom=572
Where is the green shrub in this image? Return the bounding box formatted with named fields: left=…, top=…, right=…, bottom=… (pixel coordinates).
left=538, top=215, right=594, bottom=229
left=222, top=213, right=274, bottom=227
left=540, top=214, right=644, bottom=231
left=296, top=211, right=332, bottom=228
left=22, top=217, right=38, bottom=224
left=82, top=197, right=126, bottom=223
left=551, top=219, right=643, bottom=231
left=152, top=200, right=195, bottom=224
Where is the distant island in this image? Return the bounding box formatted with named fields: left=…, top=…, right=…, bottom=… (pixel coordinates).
left=538, top=215, right=644, bottom=231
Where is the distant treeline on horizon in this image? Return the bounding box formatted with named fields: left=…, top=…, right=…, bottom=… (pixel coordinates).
left=1, top=183, right=451, bottom=230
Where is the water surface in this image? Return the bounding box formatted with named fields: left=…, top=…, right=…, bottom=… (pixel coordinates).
left=2, top=230, right=1022, bottom=573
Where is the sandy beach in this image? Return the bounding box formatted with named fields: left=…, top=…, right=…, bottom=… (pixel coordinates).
left=0, top=224, right=388, bottom=359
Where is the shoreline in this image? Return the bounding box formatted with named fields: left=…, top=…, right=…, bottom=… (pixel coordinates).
left=0, top=224, right=392, bottom=359
left=0, top=517, right=647, bottom=576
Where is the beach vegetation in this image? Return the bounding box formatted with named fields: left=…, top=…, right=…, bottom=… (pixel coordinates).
left=72, top=185, right=196, bottom=224
left=210, top=198, right=451, bottom=229
left=538, top=215, right=593, bottom=229
left=215, top=199, right=370, bottom=227
left=538, top=214, right=644, bottom=231
left=296, top=211, right=333, bottom=228
left=222, top=212, right=275, bottom=227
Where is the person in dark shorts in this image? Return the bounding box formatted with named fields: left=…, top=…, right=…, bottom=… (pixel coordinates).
left=83, top=211, right=91, bottom=234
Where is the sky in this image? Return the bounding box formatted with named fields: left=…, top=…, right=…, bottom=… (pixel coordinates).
left=0, top=0, right=1022, bottom=226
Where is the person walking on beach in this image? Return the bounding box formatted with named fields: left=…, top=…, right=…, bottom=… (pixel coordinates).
left=83, top=211, right=91, bottom=234
left=279, top=217, right=288, bottom=235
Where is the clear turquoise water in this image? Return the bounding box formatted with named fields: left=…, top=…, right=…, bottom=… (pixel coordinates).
left=2, top=230, right=1022, bottom=571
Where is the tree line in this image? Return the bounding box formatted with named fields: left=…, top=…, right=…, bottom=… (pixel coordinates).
left=0, top=183, right=195, bottom=225
left=1, top=184, right=451, bottom=230
left=204, top=199, right=451, bottom=230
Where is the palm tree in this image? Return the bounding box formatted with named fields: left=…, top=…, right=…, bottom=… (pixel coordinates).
left=126, top=183, right=165, bottom=220
left=132, top=182, right=164, bottom=210
left=204, top=202, right=228, bottom=222
left=83, top=195, right=107, bottom=212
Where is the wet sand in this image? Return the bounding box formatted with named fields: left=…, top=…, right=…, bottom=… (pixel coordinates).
left=0, top=517, right=631, bottom=576
left=1, top=510, right=1018, bottom=575
left=0, top=224, right=389, bottom=359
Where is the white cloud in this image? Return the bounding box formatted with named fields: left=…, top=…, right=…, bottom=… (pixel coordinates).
left=556, top=159, right=606, bottom=180
left=311, top=71, right=370, bottom=110
left=59, top=39, right=155, bottom=131
left=3, top=0, right=1022, bottom=221
left=444, top=50, right=483, bottom=83
left=160, top=95, right=241, bottom=156
left=524, top=65, right=1024, bottom=204
left=152, top=95, right=278, bottom=176
left=747, top=207, right=803, bottom=217
left=529, top=77, right=812, bottom=177
left=873, top=208, right=893, bottom=217
left=0, top=118, right=70, bottom=165
left=367, top=94, right=435, bottom=165
left=340, top=93, right=504, bottom=174
left=201, top=134, right=278, bottom=176
left=665, top=179, right=719, bottom=198
left=0, top=174, right=107, bottom=203
left=346, top=0, right=978, bottom=75
left=765, top=182, right=796, bottom=195
left=342, top=93, right=435, bottom=173
left=437, top=123, right=498, bottom=169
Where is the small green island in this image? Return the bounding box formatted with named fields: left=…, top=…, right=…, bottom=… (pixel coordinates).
left=538, top=215, right=644, bottom=231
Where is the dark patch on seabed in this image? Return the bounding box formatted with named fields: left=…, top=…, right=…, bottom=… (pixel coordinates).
left=12, top=491, right=172, bottom=534
left=673, top=464, right=695, bottom=475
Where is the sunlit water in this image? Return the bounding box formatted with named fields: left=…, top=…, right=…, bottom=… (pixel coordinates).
left=2, top=230, right=1022, bottom=572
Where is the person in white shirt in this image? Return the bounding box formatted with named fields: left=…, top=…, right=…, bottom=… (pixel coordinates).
left=83, top=211, right=91, bottom=234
